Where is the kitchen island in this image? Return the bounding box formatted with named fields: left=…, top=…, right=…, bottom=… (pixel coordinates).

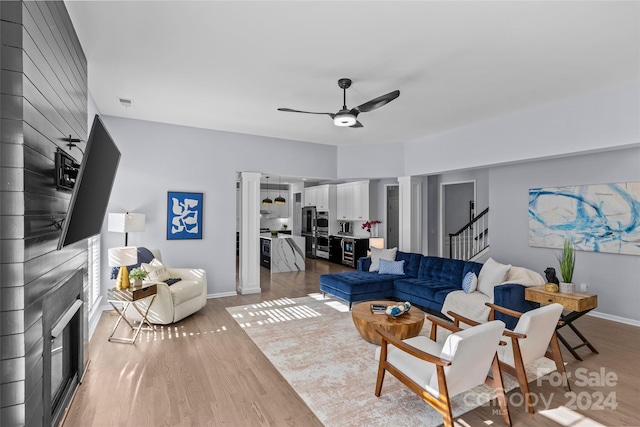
left=260, top=233, right=305, bottom=272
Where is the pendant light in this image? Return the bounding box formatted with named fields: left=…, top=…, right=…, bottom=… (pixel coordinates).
left=274, top=176, right=286, bottom=205
left=262, top=176, right=273, bottom=205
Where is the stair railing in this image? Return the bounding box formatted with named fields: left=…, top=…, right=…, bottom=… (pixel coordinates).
left=449, top=207, right=489, bottom=261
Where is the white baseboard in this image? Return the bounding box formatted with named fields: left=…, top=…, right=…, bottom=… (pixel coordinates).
left=588, top=310, right=640, bottom=327
left=88, top=296, right=105, bottom=340
left=207, top=291, right=238, bottom=299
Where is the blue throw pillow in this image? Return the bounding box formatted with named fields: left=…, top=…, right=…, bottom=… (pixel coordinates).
left=462, top=271, right=478, bottom=294
left=378, top=259, right=405, bottom=275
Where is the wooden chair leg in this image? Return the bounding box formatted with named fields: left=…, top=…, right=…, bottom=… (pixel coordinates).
left=436, top=365, right=454, bottom=427
left=375, top=340, right=388, bottom=396
left=490, top=355, right=512, bottom=426
left=550, top=332, right=571, bottom=391
left=511, top=339, right=535, bottom=414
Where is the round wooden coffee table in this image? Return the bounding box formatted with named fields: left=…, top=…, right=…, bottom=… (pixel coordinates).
left=351, top=300, right=425, bottom=345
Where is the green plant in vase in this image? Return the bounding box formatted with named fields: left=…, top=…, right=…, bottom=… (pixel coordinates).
left=557, top=239, right=576, bottom=293
left=130, top=267, right=148, bottom=288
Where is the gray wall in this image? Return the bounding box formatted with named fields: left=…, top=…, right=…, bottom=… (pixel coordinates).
left=444, top=182, right=474, bottom=235
left=490, top=147, right=640, bottom=321
left=1, top=2, right=87, bottom=426
left=100, top=116, right=337, bottom=298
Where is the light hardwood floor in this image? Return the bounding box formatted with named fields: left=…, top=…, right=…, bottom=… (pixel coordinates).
left=63, top=259, right=640, bottom=426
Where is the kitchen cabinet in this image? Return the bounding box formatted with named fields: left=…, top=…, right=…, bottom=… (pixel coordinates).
left=304, top=187, right=318, bottom=207
left=336, top=181, right=369, bottom=220
left=304, top=184, right=335, bottom=211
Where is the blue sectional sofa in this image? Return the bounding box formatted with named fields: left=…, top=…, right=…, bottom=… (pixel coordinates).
left=319, top=251, right=534, bottom=329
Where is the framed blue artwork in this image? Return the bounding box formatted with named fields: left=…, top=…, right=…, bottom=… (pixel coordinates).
left=529, top=181, right=640, bottom=255
left=167, top=191, right=203, bottom=240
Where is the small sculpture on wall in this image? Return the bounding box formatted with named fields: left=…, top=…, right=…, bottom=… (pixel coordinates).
left=544, top=267, right=560, bottom=285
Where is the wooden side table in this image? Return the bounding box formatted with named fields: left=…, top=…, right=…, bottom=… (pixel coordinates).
left=107, top=285, right=157, bottom=344
left=525, top=286, right=598, bottom=361
left=351, top=301, right=425, bottom=345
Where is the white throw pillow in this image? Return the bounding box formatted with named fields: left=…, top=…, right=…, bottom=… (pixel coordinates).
left=461, top=272, right=478, bottom=294
left=369, top=247, right=398, bottom=272
left=477, top=258, right=511, bottom=297
left=142, top=258, right=170, bottom=282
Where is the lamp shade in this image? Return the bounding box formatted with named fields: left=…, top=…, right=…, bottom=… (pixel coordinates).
left=108, top=213, right=145, bottom=233
left=108, top=246, right=138, bottom=267
left=369, top=238, right=385, bottom=249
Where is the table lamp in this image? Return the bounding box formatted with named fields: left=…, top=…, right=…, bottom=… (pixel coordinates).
left=369, top=238, right=385, bottom=249
left=108, top=246, right=138, bottom=290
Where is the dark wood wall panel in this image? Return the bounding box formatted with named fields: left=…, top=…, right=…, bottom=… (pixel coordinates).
left=0, top=192, right=24, bottom=216
left=1, top=45, right=23, bottom=74
left=0, top=263, right=24, bottom=288
left=24, top=245, right=86, bottom=286
left=0, top=166, right=23, bottom=192
left=0, top=118, right=23, bottom=144
left=50, top=2, right=87, bottom=78
left=1, top=69, right=22, bottom=96
left=1, top=2, right=87, bottom=425
left=25, top=192, right=68, bottom=216
left=1, top=143, right=23, bottom=168
left=0, top=310, right=24, bottom=336
left=22, top=4, right=86, bottom=118
left=0, top=357, right=24, bottom=384
left=35, top=2, right=86, bottom=93
left=1, top=20, right=22, bottom=48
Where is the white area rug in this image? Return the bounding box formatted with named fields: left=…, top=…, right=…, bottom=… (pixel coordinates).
left=227, top=295, right=556, bottom=426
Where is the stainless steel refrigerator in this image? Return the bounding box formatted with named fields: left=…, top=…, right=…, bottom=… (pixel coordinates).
left=301, top=206, right=316, bottom=258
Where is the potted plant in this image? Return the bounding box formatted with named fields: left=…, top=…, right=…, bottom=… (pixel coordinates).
left=557, top=239, right=576, bottom=293
left=130, top=267, right=148, bottom=288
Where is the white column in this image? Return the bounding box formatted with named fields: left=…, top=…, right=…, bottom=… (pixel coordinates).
left=398, top=176, right=423, bottom=253
left=238, top=172, right=261, bottom=294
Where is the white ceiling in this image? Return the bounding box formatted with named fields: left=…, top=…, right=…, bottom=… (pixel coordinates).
left=65, top=1, right=639, bottom=147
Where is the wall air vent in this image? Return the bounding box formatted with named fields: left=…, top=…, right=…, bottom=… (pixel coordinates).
left=118, top=97, right=134, bottom=108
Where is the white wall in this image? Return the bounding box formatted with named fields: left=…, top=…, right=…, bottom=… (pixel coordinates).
left=489, top=147, right=640, bottom=321
left=100, top=116, right=337, bottom=298
left=337, top=142, right=405, bottom=179
left=404, top=81, right=640, bottom=176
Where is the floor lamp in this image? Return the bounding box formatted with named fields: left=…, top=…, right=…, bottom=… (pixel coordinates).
left=108, top=213, right=145, bottom=246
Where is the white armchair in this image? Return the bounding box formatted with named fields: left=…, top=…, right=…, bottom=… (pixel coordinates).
left=125, top=249, right=207, bottom=325
left=448, top=302, right=569, bottom=414
left=488, top=302, right=569, bottom=414
left=375, top=316, right=511, bottom=427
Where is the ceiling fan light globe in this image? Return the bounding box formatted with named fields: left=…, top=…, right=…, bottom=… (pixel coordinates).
left=334, top=113, right=356, bottom=127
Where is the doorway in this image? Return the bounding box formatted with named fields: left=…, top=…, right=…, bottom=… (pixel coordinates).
left=386, top=185, right=399, bottom=249
left=439, top=181, right=475, bottom=258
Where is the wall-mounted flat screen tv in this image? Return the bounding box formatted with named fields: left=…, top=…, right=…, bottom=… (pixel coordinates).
left=57, top=115, right=121, bottom=249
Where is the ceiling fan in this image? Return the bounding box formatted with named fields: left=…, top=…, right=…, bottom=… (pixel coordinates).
left=278, top=78, right=400, bottom=128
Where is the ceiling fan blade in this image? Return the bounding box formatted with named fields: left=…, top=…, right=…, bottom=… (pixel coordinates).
left=355, top=90, right=400, bottom=113
left=278, top=108, right=335, bottom=118
left=350, top=120, right=363, bottom=128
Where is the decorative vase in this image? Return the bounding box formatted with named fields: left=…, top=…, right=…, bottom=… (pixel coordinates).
left=544, top=283, right=559, bottom=293
left=559, top=282, right=575, bottom=294
left=133, top=278, right=143, bottom=288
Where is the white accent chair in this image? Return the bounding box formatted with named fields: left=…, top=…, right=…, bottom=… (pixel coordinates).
left=125, top=249, right=207, bottom=325
left=375, top=316, right=511, bottom=427
left=449, top=302, right=569, bottom=413
left=490, top=302, right=569, bottom=413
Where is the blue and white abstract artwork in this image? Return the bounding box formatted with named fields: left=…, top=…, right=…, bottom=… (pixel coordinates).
left=529, top=182, right=640, bottom=255
left=167, top=191, right=203, bottom=240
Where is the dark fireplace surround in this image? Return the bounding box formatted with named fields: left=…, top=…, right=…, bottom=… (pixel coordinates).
left=42, top=270, right=84, bottom=427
